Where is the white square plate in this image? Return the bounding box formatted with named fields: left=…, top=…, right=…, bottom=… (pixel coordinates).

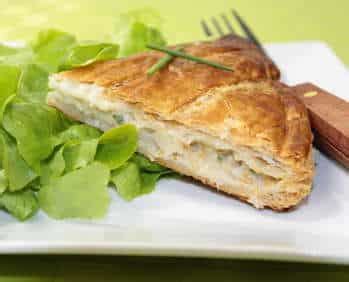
left=0, top=42, right=348, bottom=264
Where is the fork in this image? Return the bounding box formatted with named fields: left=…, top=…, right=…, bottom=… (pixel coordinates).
left=201, top=9, right=265, bottom=54
left=200, top=11, right=349, bottom=168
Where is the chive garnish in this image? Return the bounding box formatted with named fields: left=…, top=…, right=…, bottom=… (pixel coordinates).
left=147, top=47, right=183, bottom=76
left=146, top=44, right=234, bottom=72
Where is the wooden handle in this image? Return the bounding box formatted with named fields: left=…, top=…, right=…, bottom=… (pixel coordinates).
left=292, top=83, right=349, bottom=168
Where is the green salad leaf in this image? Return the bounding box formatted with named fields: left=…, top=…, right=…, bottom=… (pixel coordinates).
left=140, top=170, right=172, bottom=195
left=2, top=102, right=67, bottom=172
left=0, top=64, right=21, bottom=110
left=95, top=124, right=137, bottom=170
left=61, top=42, right=119, bottom=70
left=58, top=124, right=101, bottom=143
left=140, top=172, right=162, bottom=195
left=0, top=48, right=35, bottom=67
left=31, top=29, right=76, bottom=72
left=0, top=190, right=39, bottom=221
left=40, top=147, right=65, bottom=186
left=131, top=153, right=168, bottom=172
left=0, top=170, right=8, bottom=194
left=63, top=139, right=98, bottom=172
left=110, top=161, right=171, bottom=201
left=17, top=63, right=48, bottom=103
left=38, top=162, right=110, bottom=219
left=110, top=162, right=141, bottom=201
left=113, top=9, right=166, bottom=57
left=0, top=129, right=37, bottom=191
left=0, top=44, right=22, bottom=57
left=28, top=178, right=41, bottom=191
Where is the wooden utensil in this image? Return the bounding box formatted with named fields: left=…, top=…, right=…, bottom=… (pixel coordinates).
left=292, top=83, right=349, bottom=168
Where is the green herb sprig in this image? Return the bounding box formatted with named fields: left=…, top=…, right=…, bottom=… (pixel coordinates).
left=146, top=47, right=183, bottom=76
left=146, top=44, right=234, bottom=73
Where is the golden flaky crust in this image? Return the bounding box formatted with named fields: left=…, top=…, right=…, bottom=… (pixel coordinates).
left=56, top=35, right=314, bottom=209
left=61, top=35, right=280, bottom=115
left=173, top=81, right=313, bottom=174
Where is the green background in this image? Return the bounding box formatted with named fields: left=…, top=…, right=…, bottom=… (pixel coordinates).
left=1, top=0, right=349, bottom=64
left=0, top=0, right=348, bottom=281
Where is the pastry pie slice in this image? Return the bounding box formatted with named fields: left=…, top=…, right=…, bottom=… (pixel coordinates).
left=48, top=35, right=314, bottom=210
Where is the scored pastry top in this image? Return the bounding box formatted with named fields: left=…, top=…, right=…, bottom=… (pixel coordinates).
left=57, top=35, right=312, bottom=175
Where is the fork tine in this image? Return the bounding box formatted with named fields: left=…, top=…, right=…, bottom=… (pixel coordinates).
left=211, top=17, right=224, bottom=36
left=201, top=19, right=213, bottom=37
left=221, top=14, right=235, bottom=34
left=232, top=9, right=264, bottom=51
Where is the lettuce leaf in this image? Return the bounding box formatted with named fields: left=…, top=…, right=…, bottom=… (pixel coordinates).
left=0, top=129, right=37, bottom=191
left=17, top=64, right=48, bottom=103
left=131, top=153, right=168, bottom=172
left=58, top=124, right=101, bottom=143
left=110, top=162, right=141, bottom=201
left=113, top=9, right=166, bottom=57
left=95, top=124, right=137, bottom=170
left=63, top=139, right=98, bottom=172
left=31, top=29, right=119, bottom=72
left=0, top=190, right=39, bottom=220
left=38, top=162, right=110, bottom=219
left=58, top=125, right=101, bottom=172
left=0, top=44, right=35, bottom=67
left=110, top=160, right=171, bottom=201
left=31, top=29, right=76, bottom=72
left=0, top=64, right=21, bottom=110
left=0, top=44, right=22, bottom=57
left=40, top=147, right=65, bottom=186
left=2, top=102, right=67, bottom=172
left=140, top=171, right=171, bottom=195
left=0, top=170, right=8, bottom=194
left=61, top=42, right=119, bottom=70
left=1, top=49, right=35, bottom=67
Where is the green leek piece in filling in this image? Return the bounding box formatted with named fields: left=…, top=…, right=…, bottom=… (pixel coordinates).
left=114, top=114, right=125, bottom=124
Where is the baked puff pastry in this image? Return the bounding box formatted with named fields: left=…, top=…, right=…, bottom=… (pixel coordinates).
left=48, top=35, right=314, bottom=210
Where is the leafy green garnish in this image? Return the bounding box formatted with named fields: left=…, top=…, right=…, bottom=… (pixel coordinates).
left=110, top=162, right=141, bottom=201
left=40, top=147, right=65, bottom=186
left=0, top=47, right=35, bottom=66
left=38, top=162, right=110, bottom=219
left=63, top=139, right=98, bottom=172
left=0, top=64, right=21, bottom=110
left=17, top=64, right=48, bottom=103
left=110, top=161, right=170, bottom=201
left=95, top=124, right=137, bottom=170
left=58, top=124, right=101, bottom=143
left=31, top=29, right=76, bottom=72
left=62, top=42, right=119, bottom=70
left=0, top=129, right=37, bottom=191
left=0, top=44, right=22, bottom=57
left=2, top=102, right=67, bottom=172
left=140, top=171, right=170, bottom=195
left=113, top=9, right=166, bottom=57
left=131, top=153, right=168, bottom=172
left=0, top=170, right=8, bottom=194
left=0, top=190, right=39, bottom=221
